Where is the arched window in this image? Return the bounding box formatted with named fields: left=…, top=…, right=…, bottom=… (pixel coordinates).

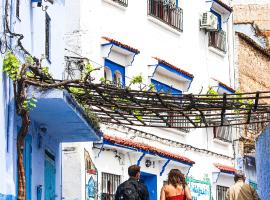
left=113, top=71, right=122, bottom=87
left=104, top=67, right=112, bottom=82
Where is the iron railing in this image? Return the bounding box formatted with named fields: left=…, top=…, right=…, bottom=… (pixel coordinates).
left=147, top=0, right=183, bottom=31
left=168, top=113, right=190, bottom=133
left=111, top=0, right=128, bottom=7
left=216, top=185, right=229, bottom=200
left=209, top=30, right=227, bottom=52
left=101, top=173, right=121, bottom=200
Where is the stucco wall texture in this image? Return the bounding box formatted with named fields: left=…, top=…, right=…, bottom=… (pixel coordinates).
left=256, top=125, right=270, bottom=200
left=234, top=4, right=270, bottom=46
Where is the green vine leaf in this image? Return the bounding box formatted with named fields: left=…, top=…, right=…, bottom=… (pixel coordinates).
left=3, top=51, right=21, bottom=81
left=130, top=74, right=143, bottom=85
left=69, top=87, right=85, bottom=95
left=25, top=56, right=34, bottom=65
left=42, top=66, right=50, bottom=76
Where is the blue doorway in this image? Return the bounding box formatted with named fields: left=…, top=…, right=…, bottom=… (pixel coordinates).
left=44, top=150, right=56, bottom=200
left=140, top=172, right=157, bottom=200
left=24, top=135, right=32, bottom=200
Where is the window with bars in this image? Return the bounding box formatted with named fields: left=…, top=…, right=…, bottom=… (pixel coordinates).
left=45, top=13, right=51, bottom=62
left=168, top=113, right=190, bottom=133
left=101, top=173, right=121, bottom=200
left=16, top=0, right=20, bottom=18
left=216, top=185, right=229, bottom=200
left=213, top=125, right=232, bottom=142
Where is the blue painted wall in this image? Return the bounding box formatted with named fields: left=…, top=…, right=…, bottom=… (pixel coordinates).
left=151, top=79, right=182, bottom=95
left=256, top=125, right=270, bottom=200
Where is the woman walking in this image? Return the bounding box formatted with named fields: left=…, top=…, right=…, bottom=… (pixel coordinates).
left=160, top=169, right=192, bottom=200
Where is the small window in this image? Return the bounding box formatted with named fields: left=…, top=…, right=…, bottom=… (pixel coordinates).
left=213, top=125, right=232, bottom=142
left=101, top=173, right=121, bottom=200
left=216, top=185, right=229, bottom=200
left=16, top=0, right=20, bottom=18
left=113, top=71, right=122, bottom=87
left=45, top=13, right=51, bottom=62
left=168, top=113, right=190, bottom=133
left=104, top=67, right=112, bottom=82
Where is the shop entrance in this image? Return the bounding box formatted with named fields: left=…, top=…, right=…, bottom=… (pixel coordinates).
left=140, top=172, right=157, bottom=200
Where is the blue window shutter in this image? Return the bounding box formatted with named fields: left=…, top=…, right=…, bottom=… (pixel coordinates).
left=210, top=9, right=222, bottom=31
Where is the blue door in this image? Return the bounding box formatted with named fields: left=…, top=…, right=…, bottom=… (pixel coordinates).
left=44, top=150, right=56, bottom=200
left=140, top=172, right=157, bottom=200
left=24, top=135, right=32, bottom=200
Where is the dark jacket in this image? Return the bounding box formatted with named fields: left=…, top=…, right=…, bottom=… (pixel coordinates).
left=115, top=178, right=149, bottom=200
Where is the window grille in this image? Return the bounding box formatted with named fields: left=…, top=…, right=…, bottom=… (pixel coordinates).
left=45, top=13, right=51, bottom=61
left=168, top=113, right=190, bottom=133
left=213, top=125, right=232, bottom=142
left=147, top=0, right=183, bottom=31
left=216, top=185, right=229, bottom=200
left=101, top=173, right=121, bottom=200
left=209, top=30, right=227, bottom=52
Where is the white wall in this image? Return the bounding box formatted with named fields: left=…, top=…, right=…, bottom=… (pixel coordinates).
left=62, top=1, right=236, bottom=199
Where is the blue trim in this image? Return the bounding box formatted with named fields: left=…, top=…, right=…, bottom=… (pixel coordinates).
left=24, top=135, right=32, bottom=200
left=186, top=166, right=192, bottom=175
left=210, top=9, right=222, bottom=31
left=176, top=0, right=179, bottom=7
left=137, top=153, right=146, bottom=166
left=218, top=84, right=234, bottom=94
left=151, top=79, right=182, bottom=95
left=213, top=172, right=221, bottom=183
left=158, top=63, right=193, bottom=81
left=0, top=194, right=16, bottom=200
left=101, top=42, right=139, bottom=55
left=160, top=159, right=170, bottom=176
left=130, top=53, right=136, bottom=65
left=104, top=59, right=125, bottom=86
left=103, top=140, right=194, bottom=166
left=221, top=170, right=235, bottom=175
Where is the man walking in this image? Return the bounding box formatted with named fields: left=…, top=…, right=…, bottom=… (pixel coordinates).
left=115, top=165, right=149, bottom=200
left=226, top=170, right=260, bottom=200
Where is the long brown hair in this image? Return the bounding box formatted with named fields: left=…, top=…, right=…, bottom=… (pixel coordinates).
left=168, top=169, right=187, bottom=188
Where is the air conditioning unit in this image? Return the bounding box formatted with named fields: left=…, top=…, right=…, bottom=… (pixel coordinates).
left=200, top=12, right=218, bottom=31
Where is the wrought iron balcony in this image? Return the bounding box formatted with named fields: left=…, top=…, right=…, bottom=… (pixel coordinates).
left=111, top=0, right=128, bottom=7
left=147, top=0, right=183, bottom=31
left=209, top=30, right=227, bottom=52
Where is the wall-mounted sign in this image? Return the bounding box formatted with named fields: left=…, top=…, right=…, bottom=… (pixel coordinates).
left=187, top=177, right=211, bottom=200
left=85, top=149, right=98, bottom=200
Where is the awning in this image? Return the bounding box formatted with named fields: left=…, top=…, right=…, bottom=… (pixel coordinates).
left=207, top=0, right=232, bottom=21
left=213, top=163, right=236, bottom=183
left=30, top=88, right=102, bottom=142
left=101, top=36, right=140, bottom=66
left=151, top=57, right=194, bottom=92
left=102, top=134, right=195, bottom=166
left=100, top=135, right=194, bottom=175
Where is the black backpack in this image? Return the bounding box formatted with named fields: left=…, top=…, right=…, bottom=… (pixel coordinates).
left=115, top=179, right=141, bottom=200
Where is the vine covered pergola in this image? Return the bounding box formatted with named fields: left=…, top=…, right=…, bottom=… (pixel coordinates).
left=70, top=83, right=270, bottom=129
